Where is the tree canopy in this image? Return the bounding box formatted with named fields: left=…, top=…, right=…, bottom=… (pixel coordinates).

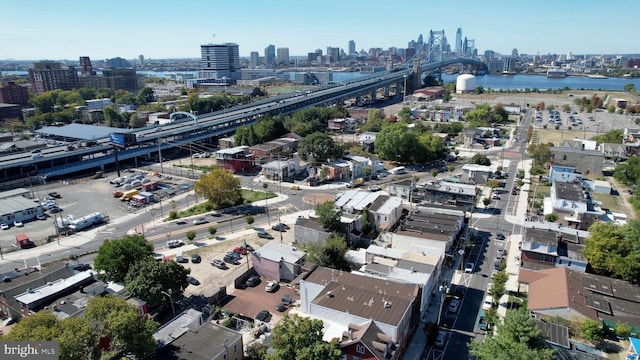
left=93, top=234, right=154, bottom=283
left=470, top=153, right=492, bottom=166
left=305, top=233, right=349, bottom=270
left=194, top=167, right=242, bottom=208
left=315, top=200, right=341, bottom=231
left=583, top=221, right=640, bottom=282
left=374, top=121, right=448, bottom=163
left=125, top=258, right=191, bottom=309
left=4, top=296, right=158, bottom=359
left=469, top=308, right=555, bottom=360
left=464, top=103, right=509, bottom=127
left=298, top=132, right=343, bottom=164
left=593, top=129, right=624, bottom=144
left=268, top=314, right=342, bottom=360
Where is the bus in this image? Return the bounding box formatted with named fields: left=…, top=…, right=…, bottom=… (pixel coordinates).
left=389, top=166, right=406, bottom=175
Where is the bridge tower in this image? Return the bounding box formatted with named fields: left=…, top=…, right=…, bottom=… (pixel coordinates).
left=411, top=58, right=422, bottom=90
left=427, top=30, right=446, bottom=64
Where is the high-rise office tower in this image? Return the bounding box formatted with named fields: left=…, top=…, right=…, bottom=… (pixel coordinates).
left=326, top=47, right=340, bottom=62
left=139, top=55, right=145, bottom=65
left=249, top=51, right=260, bottom=68
left=512, top=49, right=519, bottom=58
left=455, top=27, right=463, bottom=54
left=200, top=43, right=240, bottom=80
left=276, top=47, right=290, bottom=66
left=348, top=40, right=356, bottom=55
left=28, top=61, right=80, bottom=95
left=264, top=45, right=276, bottom=66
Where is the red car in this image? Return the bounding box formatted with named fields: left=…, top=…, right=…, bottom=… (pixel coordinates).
left=233, top=246, right=248, bottom=255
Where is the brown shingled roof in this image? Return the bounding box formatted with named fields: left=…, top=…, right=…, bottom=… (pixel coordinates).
left=526, top=267, right=570, bottom=311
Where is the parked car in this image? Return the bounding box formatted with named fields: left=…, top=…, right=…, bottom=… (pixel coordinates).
left=257, top=231, right=273, bottom=239
left=495, top=232, right=505, bottom=240
left=255, top=310, right=271, bottom=322
left=48, top=192, right=61, bottom=198
left=186, top=276, right=201, bottom=286
left=191, top=254, right=202, bottom=263
left=464, top=262, right=474, bottom=273
left=477, top=312, right=489, bottom=331
left=435, top=330, right=448, bottom=347
left=271, top=223, right=289, bottom=232
left=36, top=214, right=47, bottom=220
left=13, top=220, right=24, bottom=227
left=223, top=254, right=240, bottom=265
left=211, top=259, right=226, bottom=269
left=447, top=299, right=460, bottom=313
left=193, top=218, right=208, bottom=225
left=281, top=294, right=293, bottom=305
left=265, top=280, right=279, bottom=292
left=245, top=275, right=261, bottom=287
left=482, top=295, right=493, bottom=310
left=275, top=302, right=288, bottom=312
left=48, top=207, right=62, bottom=213
left=233, top=246, right=247, bottom=255
left=497, top=246, right=505, bottom=257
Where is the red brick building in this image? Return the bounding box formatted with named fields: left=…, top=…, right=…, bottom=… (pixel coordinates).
left=214, top=146, right=254, bottom=173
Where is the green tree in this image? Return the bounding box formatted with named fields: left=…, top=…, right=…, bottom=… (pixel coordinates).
left=84, top=295, right=158, bottom=359
left=490, top=271, right=508, bottom=303
left=584, top=221, right=640, bottom=282
left=593, top=129, right=624, bottom=144
left=398, top=106, right=413, bottom=122
left=487, top=179, right=500, bottom=189
left=545, top=213, right=558, bottom=222
left=246, top=343, right=269, bottom=360
left=374, top=122, right=419, bottom=163
left=470, top=153, right=491, bottom=166
left=579, top=319, right=604, bottom=344
left=125, top=258, right=190, bottom=309
left=194, top=168, right=242, bottom=208
left=268, top=314, right=342, bottom=360
left=469, top=308, right=555, bottom=360
left=315, top=200, right=341, bottom=231
left=482, top=198, right=491, bottom=209
left=137, top=86, right=155, bottom=104
left=185, top=229, right=196, bottom=241
left=246, top=215, right=255, bottom=225
left=93, top=234, right=154, bottom=283
left=306, top=233, right=349, bottom=270
left=614, top=154, right=640, bottom=185
left=431, top=169, right=439, bottom=178
left=298, top=132, right=343, bottom=164
left=447, top=164, right=455, bottom=172
left=208, top=225, right=217, bottom=236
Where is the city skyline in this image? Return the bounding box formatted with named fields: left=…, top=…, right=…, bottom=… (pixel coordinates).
left=1, top=0, right=638, bottom=61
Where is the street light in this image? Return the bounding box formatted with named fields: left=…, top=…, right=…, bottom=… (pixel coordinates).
left=161, top=290, right=176, bottom=318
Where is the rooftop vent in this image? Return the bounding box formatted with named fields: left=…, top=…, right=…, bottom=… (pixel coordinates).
left=326, top=291, right=334, bottom=298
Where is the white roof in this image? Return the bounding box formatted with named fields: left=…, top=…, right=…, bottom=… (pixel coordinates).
left=14, top=271, right=94, bottom=305
left=462, top=164, right=492, bottom=172
left=376, top=196, right=403, bottom=216
left=366, top=245, right=404, bottom=259
left=153, top=309, right=203, bottom=347
left=253, top=242, right=305, bottom=264
left=215, top=146, right=249, bottom=155
left=334, top=190, right=381, bottom=211
left=593, top=180, right=611, bottom=188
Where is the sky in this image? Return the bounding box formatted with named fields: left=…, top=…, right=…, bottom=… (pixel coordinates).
left=1, top=0, right=638, bottom=61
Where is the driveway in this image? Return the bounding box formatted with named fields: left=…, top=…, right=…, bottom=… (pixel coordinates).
left=222, top=280, right=297, bottom=323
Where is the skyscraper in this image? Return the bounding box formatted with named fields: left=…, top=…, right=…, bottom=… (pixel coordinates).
left=200, top=43, right=240, bottom=80
left=455, top=27, right=463, bottom=54
left=276, top=47, right=290, bottom=66
left=139, top=55, right=145, bottom=65
left=249, top=51, right=260, bottom=69
left=264, top=45, right=275, bottom=66
left=348, top=40, right=356, bottom=55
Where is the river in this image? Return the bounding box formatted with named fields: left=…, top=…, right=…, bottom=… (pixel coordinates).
left=4, top=70, right=639, bottom=91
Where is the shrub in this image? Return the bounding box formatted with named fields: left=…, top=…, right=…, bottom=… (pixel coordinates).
left=246, top=215, right=255, bottom=225
left=168, top=211, right=178, bottom=220
left=545, top=213, right=558, bottom=222
left=185, top=230, right=196, bottom=241
left=208, top=226, right=217, bottom=236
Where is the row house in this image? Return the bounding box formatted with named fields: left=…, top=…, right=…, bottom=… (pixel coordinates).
left=419, top=181, right=477, bottom=211
left=214, top=146, right=255, bottom=173
left=299, top=266, right=420, bottom=358
left=546, top=181, right=603, bottom=230
left=328, top=118, right=358, bottom=133
left=519, top=227, right=587, bottom=272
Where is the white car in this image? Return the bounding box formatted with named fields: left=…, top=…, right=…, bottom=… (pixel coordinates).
left=265, top=281, right=279, bottom=293
left=0, top=223, right=9, bottom=230
left=13, top=220, right=24, bottom=227
left=482, top=295, right=493, bottom=310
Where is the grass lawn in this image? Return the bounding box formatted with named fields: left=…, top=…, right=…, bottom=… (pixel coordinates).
left=167, top=189, right=276, bottom=220
left=529, top=184, right=551, bottom=198
left=592, top=192, right=621, bottom=212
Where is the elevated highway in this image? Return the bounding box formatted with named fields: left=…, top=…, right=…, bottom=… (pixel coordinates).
left=0, top=58, right=479, bottom=183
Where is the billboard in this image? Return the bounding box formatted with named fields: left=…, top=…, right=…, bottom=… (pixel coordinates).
left=109, top=133, right=137, bottom=148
